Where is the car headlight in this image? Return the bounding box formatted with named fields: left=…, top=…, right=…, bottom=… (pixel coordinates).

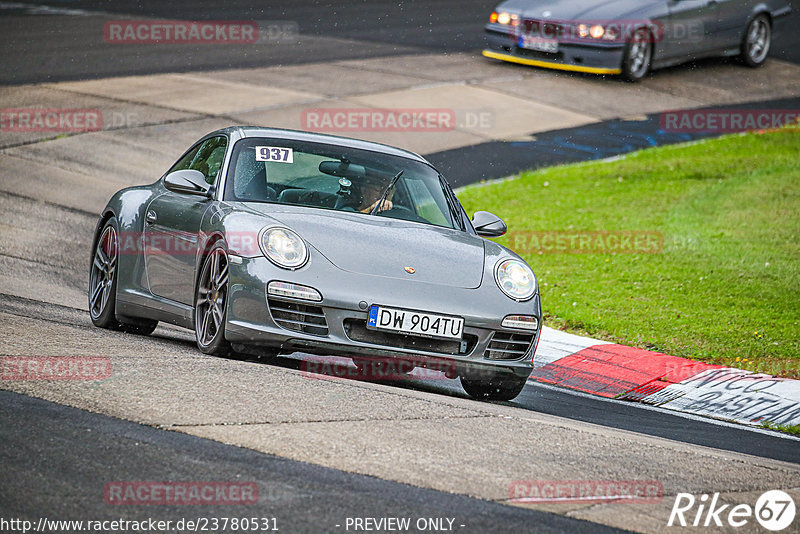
left=492, top=11, right=519, bottom=26
left=260, top=227, right=308, bottom=269
left=589, top=24, right=605, bottom=39
left=495, top=259, right=536, bottom=301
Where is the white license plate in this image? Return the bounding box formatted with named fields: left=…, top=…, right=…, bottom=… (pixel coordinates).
left=367, top=305, right=464, bottom=340
left=518, top=36, right=559, bottom=53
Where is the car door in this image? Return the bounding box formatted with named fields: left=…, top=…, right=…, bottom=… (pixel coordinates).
left=144, top=136, right=228, bottom=305
left=714, top=0, right=750, bottom=47
left=663, top=0, right=721, bottom=59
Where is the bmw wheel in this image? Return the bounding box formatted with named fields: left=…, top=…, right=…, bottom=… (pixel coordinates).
left=195, top=242, right=232, bottom=356
left=740, top=14, right=771, bottom=68
left=622, top=27, right=652, bottom=82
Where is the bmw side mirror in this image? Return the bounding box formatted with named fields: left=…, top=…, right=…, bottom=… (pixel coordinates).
left=472, top=211, right=507, bottom=237
left=164, top=169, right=212, bottom=198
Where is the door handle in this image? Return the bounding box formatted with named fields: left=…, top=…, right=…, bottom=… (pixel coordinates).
left=145, top=210, right=157, bottom=224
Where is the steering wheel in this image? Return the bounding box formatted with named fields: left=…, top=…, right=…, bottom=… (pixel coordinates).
left=377, top=205, right=427, bottom=224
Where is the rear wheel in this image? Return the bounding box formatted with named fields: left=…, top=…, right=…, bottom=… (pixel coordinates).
left=89, top=217, right=158, bottom=335
left=740, top=14, right=771, bottom=67
left=195, top=242, right=232, bottom=356
left=89, top=219, right=121, bottom=329
left=460, top=367, right=529, bottom=401
left=621, top=27, right=652, bottom=82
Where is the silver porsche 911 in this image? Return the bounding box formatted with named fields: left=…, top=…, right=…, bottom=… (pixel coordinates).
left=89, top=127, right=542, bottom=400
left=484, top=0, right=791, bottom=81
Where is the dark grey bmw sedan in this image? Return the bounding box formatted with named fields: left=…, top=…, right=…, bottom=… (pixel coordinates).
left=484, top=0, right=791, bottom=80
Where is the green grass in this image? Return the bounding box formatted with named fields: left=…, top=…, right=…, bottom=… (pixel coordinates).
left=457, top=129, right=800, bottom=377
left=760, top=421, right=800, bottom=437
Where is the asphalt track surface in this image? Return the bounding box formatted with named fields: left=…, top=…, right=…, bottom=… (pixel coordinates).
left=1, top=390, right=627, bottom=534
left=0, top=0, right=798, bottom=85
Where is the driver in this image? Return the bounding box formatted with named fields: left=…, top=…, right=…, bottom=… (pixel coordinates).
left=357, top=177, right=394, bottom=213
left=337, top=175, right=394, bottom=213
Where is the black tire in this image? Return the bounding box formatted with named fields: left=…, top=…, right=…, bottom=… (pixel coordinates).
left=89, top=217, right=122, bottom=329
left=119, top=318, right=158, bottom=336
left=195, top=241, right=232, bottom=356
left=460, top=367, right=529, bottom=401
left=621, top=27, right=653, bottom=82
left=89, top=216, right=159, bottom=335
left=740, top=14, right=771, bottom=68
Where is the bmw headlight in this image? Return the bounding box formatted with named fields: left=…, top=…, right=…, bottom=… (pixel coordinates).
left=495, top=259, right=536, bottom=301
left=260, top=227, right=308, bottom=269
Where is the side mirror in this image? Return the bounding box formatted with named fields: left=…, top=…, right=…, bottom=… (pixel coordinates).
left=472, top=211, right=507, bottom=237
left=164, top=169, right=212, bottom=198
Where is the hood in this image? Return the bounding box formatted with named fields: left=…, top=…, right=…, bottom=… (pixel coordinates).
left=498, top=0, right=660, bottom=21
left=244, top=204, right=485, bottom=289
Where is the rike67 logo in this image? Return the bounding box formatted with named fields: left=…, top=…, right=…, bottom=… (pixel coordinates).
left=668, top=490, right=796, bottom=531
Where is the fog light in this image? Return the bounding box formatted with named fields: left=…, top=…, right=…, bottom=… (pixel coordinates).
left=502, top=315, right=539, bottom=331
left=267, top=281, right=322, bottom=302
left=590, top=24, right=605, bottom=39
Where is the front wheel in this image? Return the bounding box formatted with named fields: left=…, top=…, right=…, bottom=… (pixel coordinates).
left=195, top=242, right=232, bottom=356
left=621, top=28, right=652, bottom=82
left=460, top=367, right=529, bottom=401
left=740, top=15, right=771, bottom=68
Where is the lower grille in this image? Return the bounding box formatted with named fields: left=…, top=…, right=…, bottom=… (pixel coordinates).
left=484, top=331, right=535, bottom=360
left=268, top=298, right=328, bottom=336
left=515, top=47, right=562, bottom=61
left=343, top=319, right=477, bottom=356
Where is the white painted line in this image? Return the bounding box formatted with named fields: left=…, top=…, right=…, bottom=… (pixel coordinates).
left=530, top=381, right=800, bottom=442
left=534, top=326, right=611, bottom=368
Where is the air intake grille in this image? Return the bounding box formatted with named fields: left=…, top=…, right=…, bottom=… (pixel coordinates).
left=484, top=331, right=535, bottom=360
left=268, top=298, right=328, bottom=336
left=343, top=319, right=477, bottom=356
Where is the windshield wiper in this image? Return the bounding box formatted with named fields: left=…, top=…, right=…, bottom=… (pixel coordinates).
left=370, top=170, right=403, bottom=215
left=440, top=175, right=465, bottom=231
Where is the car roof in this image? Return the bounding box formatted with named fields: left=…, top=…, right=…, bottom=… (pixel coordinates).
left=208, top=126, right=430, bottom=164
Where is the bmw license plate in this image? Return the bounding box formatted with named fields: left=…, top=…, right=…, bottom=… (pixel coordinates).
left=518, top=36, right=559, bottom=53
left=367, top=305, right=464, bottom=340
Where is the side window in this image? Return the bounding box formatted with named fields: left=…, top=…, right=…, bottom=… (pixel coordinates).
left=167, top=136, right=229, bottom=185
left=168, top=143, right=203, bottom=174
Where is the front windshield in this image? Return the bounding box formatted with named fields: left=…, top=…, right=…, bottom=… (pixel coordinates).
left=224, top=137, right=459, bottom=229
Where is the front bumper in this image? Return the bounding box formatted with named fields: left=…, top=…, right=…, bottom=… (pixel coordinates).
left=225, top=255, right=542, bottom=375
left=484, top=26, right=624, bottom=75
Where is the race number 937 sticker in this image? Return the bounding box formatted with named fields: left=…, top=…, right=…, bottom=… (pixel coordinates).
left=255, top=146, right=293, bottom=163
